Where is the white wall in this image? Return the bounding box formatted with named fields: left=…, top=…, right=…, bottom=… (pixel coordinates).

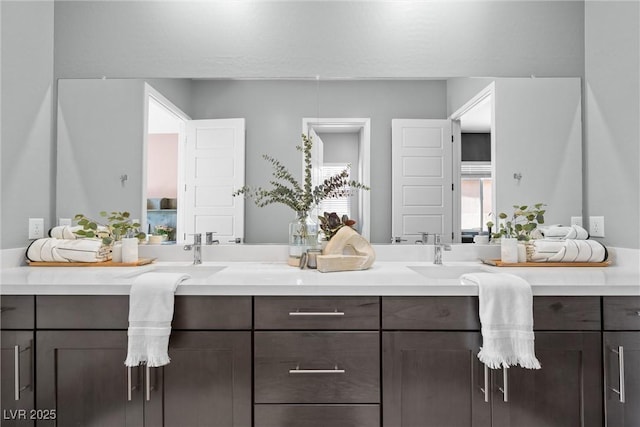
left=585, top=1, right=640, bottom=249
left=1, top=1, right=54, bottom=249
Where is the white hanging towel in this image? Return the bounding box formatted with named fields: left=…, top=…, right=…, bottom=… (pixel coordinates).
left=460, top=272, right=541, bottom=370
left=125, top=272, right=190, bottom=368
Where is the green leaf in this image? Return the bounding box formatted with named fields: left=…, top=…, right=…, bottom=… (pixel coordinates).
left=520, top=205, right=528, bottom=211
left=99, top=211, right=107, bottom=217
left=88, top=222, right=98, bottom=230
left=498, top=213, right=508, bottom=219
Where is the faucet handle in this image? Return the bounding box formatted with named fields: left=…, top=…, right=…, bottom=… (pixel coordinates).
left=392, top=236, right=408, bottom=244
left=205, top=232, right=217, bottom=245
left=416, top=231, right=429, bottom=244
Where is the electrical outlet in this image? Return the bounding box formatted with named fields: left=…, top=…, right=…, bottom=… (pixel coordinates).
left=29, top=218, right=44, bottom=239
left=589, top=216, right=605, bottom=237
left=59, top=218, right=72, bottom=226
left=570, top=216, right=583, bottom=227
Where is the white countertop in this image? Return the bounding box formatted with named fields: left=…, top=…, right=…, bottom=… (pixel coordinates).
left=1, top=260, right=638, bottom=296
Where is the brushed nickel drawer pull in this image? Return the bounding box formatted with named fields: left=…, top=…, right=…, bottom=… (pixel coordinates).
left=289, top=364, right=345, bottom=374
left=610, top=346, right=626, bottom=403
left=145, top=365, right=151, bottom=401
left=14, top=345, right=20, bottom=401
left=498, top=366, right=508, bottom=402
left=127, top=367, right=133, bottom=401
left=289, top=309, right=345, bottom=316
left=478, top=363, right=489, bottom=403
left=14, top=345, right=31, bottom=401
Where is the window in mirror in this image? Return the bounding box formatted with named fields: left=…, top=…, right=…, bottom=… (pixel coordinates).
left=460, top=162, right=492, bottom=242
left=319, top=163, right=352, bottom=220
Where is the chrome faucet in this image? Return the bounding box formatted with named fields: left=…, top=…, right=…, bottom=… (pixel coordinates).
left=415, top=232, right=429, bottom=244
left=433, top=234, right=451, bottom=265
left=184, top=233, right=202, bottom=265
left=205, top=232, right=219, bottom=245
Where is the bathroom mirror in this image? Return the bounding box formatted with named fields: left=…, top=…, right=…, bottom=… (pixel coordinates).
left=56, top=76, right=582, bottom=244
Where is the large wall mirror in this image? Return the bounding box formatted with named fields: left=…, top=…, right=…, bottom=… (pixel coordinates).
left=56, top=77, right=582, bottom=244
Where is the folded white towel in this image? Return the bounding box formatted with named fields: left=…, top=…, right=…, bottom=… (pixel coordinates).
left=460, top=272, right=541, bottom=370
left=530, top=239, right=607, bottom=263
left=124, top=272, right=190, bottom=368
left=26, top=238, right=111, bottom=263
left=538, top=224, right=589, bottom=240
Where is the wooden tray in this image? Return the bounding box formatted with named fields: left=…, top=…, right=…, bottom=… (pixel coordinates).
left=27, top=258, right=155, bottom=267
left=481, top=259, right=611, bottom=267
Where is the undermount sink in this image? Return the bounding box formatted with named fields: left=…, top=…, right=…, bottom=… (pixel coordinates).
left=118, top=264, right=227, bottom=280
left=408, top=265, right=486, bottom=280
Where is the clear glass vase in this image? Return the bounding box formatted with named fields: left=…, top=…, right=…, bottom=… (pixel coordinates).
left=288, top=210, right=318, bottom=266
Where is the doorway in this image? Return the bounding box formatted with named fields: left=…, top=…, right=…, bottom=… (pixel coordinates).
left=302, top=118, right=371, bottom=240
left=450, top=83, right=495, bottom=243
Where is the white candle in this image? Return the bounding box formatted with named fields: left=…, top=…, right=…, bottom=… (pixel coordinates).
left=112, top=242, right=122, bottom=263
left=121, top=238, right=139, bottom=264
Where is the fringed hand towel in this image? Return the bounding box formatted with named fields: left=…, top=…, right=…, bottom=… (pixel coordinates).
left=460, top=272, right=541, bottom=370
left=537, top=224, right=589, bottom=240
left=125, top=272, right=190, bottom=368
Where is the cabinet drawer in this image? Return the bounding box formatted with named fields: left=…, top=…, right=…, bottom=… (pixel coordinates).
left=0, top=295, right=34, bottom=329
left=604, top=296, right=640, bottom=330
left=37, top=296, right=251, bottom=329
left=255, top=297, right=379, bottom=330
left=254, top=404, right=380, bottom=427
left=382, top=297, right=479, bottom=330
left=254, top=332, right=380, bottom=403
left=533, top=297, right=601, bottom=330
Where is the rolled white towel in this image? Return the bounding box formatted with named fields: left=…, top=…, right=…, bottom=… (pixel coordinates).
left=538, top=224, right=589, bottom=240
left=530, top=239, right=607, bottom=263
left=27, top=238, right=111, bottom=263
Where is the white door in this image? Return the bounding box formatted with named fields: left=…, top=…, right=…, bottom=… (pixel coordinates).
left=392, top=119, right=453, bottom=243
left=183, top=119, right=245, bottom=244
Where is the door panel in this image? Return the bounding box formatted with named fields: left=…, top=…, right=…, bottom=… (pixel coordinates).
left=1, top=331, right=34, bottom=427
left=491, top=332, right=602, bottom=427
left=36, top=331, right=144, bottom=427
left=184, top=118, right=245, bottom=243
left=605, top=332, right=640, bottom=427
left=383, top=332, right=490, bottom=427
left=146, top=331, right=251, bottom=427
left=392, top=119, right=453, bottom=243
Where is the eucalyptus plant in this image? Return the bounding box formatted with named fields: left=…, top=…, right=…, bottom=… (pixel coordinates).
left=489, top=203, right=546, bottom=241
left=74, top=211, right=145, bottom=245
left=233, top=134, right=369, bottom=213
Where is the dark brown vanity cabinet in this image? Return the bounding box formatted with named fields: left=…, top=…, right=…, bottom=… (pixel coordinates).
left=604, top=296, right=640, bottom=427
left=382, top=297, right=603, bottom=427
left=35, top=296, right=252, bottom=427
left=253, top=296, right=380, bottom=427
left=1, top=296, right=35, bottom=427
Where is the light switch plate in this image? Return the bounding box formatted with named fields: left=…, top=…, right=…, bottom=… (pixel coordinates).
left=570, top=216, right=583, bottom=227
left=59, top=218, right=72, bottom=226
left=29, top=218, right=45, bottom=239
left=589, top=216, right=605, bottom=237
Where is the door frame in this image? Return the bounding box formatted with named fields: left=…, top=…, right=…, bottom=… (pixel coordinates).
left=143, top=83, right=190, bottom=240
left=302, top=118, right=371, bottom=240
left=449, top=82, right=495, bottom=243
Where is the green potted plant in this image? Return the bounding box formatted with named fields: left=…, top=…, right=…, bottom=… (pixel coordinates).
left=489, top=203, right=546, bottom=242
left=74, top=211, right=145, bottom=245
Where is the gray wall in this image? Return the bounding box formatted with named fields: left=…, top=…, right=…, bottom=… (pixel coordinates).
left=585, top=1, right=640, bottom=249
left=190, top=80, right=447, bottom=243
left=53, top=1, right=584, bottom=79
left=1, top=0, right=54, bottom=249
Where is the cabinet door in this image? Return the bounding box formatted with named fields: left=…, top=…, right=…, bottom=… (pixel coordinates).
left=605, top=332, right=640, bottom=427
left=1, top=331, right=34, bottom=427
left=36, top=331, right=144, bottom=427
left=491, top=332, right=602, bottom=427
left=383, top=332, right=491, bottom=427
left=145, top=331, right=251, bottom=427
